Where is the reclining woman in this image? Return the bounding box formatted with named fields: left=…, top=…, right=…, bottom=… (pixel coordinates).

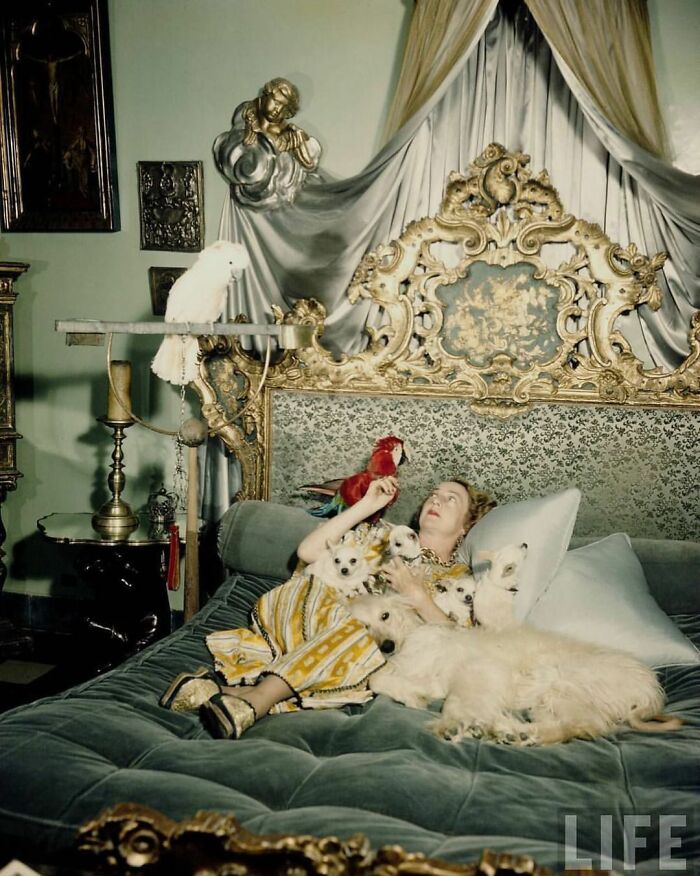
left=160, top=477, right=496, bottom=738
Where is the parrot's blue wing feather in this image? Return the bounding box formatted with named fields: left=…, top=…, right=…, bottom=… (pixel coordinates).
left=307, top=493, right=347, bottom=518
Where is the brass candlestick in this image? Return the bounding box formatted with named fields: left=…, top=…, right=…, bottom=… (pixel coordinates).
left=92, top=416, right=139, bottom=537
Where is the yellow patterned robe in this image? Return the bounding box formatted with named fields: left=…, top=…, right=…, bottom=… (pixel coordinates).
left=206, top=523, right=470, bottom=713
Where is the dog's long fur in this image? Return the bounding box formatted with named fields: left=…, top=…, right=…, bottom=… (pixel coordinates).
left=349, top=593, right=682, bottom=745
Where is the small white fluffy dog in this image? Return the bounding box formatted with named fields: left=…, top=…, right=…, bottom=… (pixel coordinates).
left=305, top=539, right=373, bottom=599
left=472, top=542, right=526, bottom=629
left=432, top=576, right=476, bottom=624
left=386, top=524, right=422, bottom=562
left=360, top=524, right=423, bottom=596
left=349, top=593, right=681, bottom=745
left=431, top=543, right=525, bottom=628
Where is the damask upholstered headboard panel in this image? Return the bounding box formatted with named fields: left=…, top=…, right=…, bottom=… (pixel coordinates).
left=267, top=392, right=697, bottom=540
left=195, top=144, right=700, bottom=540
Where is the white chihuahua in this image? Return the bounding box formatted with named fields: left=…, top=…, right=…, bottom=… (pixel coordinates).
left=386, top=524, right=422, bottom=562
left=433, top=575, right=477, bottom=625
left=305, top=538, right=373, bottom=599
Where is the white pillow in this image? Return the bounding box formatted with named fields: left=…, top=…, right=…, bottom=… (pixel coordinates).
left=458, top=487, right=581, bottom=619
left=526, top=533, right=700, bottom=667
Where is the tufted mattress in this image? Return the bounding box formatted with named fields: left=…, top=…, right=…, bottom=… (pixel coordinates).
left=0, top=566, right=698, bottom=873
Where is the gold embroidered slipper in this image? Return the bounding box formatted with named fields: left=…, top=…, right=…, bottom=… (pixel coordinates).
left=159, top=667, right=222, bottom=713
left=200, top=693, right=257, bottom=739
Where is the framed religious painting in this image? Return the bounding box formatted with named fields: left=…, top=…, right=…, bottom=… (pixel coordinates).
left=0, top=0, right=120, bottom=232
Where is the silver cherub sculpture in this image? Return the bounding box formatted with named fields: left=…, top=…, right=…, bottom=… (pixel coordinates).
left=213, top=77, right=322, bottom=210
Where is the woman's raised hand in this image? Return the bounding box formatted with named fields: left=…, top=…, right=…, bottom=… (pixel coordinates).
left=361, top=476, right=398, bottom=515
left=382, top=557, right=452, bottom=624
left=382, top=557, right=430, bottom=610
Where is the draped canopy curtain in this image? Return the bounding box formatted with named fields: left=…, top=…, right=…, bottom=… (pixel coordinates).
left=524, top=0, right=668, bottom=158
left=385, top=0, right=669, bottom=157
left=525, top=0, right=699, bottom=366
left=203, top=0, right=700, bottom=520
left=383, top=0, right=699, bottom=367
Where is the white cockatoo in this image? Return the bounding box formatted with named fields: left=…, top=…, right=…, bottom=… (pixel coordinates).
left=151, top=240, right=250, bottom=385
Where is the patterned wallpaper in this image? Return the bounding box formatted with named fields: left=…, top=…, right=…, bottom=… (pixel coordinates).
left=268, top=391, right=700, bottom=541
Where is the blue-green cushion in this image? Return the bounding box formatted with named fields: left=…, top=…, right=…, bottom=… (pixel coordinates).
left=459, top=488, right=581, bottom=618
left=527, top=533, right=700, bottom=667
left=218, top=500, right=317, bottom=578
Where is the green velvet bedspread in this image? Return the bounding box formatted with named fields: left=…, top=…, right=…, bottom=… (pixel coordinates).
left=0, top=570, right=698, bottom=873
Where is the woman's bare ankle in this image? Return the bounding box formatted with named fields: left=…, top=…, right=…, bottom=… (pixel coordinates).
left=221, top=675, right=293, bottom=718
left=222, top=687, right=268, bottom=717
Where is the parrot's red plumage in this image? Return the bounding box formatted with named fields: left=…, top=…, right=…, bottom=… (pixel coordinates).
left=304, top=435, right=408, bottom=518
left=339, top=436, right=405, bottom=507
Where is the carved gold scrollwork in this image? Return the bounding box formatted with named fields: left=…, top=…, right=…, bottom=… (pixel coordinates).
left=77, top=803, right=616, bottom=875
left=193, top=144, right=700, bottom=499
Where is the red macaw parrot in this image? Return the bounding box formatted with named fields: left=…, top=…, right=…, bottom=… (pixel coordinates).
left=303, top=435, right=409, bottom=518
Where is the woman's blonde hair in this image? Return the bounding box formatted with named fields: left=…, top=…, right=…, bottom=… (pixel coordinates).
left=451, top=479, right=497, bottom=530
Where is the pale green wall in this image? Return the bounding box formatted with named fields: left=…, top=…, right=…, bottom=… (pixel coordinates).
left=1, top=0, right=411, bottom=601
left=0, top=0, right=697, bottom=603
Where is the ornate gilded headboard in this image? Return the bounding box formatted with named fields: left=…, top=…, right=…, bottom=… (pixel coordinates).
left=194, top=144, right=700, bottom=540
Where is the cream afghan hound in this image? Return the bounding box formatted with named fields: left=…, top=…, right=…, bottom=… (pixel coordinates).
left=349, top=593, right=682, bottom=745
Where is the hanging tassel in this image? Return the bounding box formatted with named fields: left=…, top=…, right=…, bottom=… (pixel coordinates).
left=166, top=523, right=180, bottom=591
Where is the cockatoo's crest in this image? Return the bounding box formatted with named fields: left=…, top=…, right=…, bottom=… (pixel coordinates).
left=200, top=240, right=250, bottom=279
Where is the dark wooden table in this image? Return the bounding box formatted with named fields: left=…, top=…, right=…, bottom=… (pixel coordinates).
left=37, top=512, right=186, bottom=672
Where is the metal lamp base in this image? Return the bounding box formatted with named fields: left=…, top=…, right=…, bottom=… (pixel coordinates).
left=92, top=500, right=139, bottom=538
left=92, top=416, right=139, bottom=538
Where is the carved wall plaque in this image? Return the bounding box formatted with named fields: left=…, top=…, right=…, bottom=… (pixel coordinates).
left=137, top=160, right=204, bottom=252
